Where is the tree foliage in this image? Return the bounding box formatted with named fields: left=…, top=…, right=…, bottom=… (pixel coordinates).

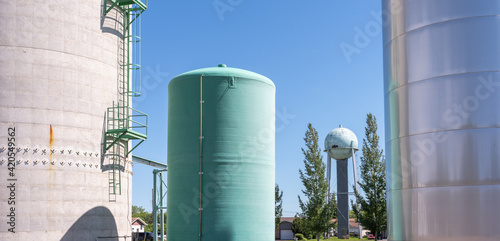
left=351, top=113, right=387, bottom=236
left=298, top=123, right=335, bottom=241
left=349, top=210, right=357, bottom=219
left=291, top=216, right=309, bottom=236
left=275, top=184, right=284, bottom=230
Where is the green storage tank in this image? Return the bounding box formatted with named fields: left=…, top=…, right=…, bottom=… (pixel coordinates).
left=167, top=64, right=275, bottom=240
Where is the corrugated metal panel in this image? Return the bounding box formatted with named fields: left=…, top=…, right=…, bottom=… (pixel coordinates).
left=383, top=1, right=500, bottom=240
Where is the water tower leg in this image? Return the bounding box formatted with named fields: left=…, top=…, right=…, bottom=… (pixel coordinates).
left=337, top=159, right=349, bottom=239
left=351, top=149, right=362, bottom=239
left=327, top=154, right=331, bottom=238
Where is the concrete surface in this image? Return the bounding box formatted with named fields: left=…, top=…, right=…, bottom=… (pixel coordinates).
left=0, top=1, right=133, bottom=240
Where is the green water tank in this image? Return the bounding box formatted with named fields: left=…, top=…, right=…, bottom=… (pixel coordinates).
left=167, top=64, right=275, bottom=240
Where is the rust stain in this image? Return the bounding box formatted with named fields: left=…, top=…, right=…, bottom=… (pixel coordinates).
left=50, top=125, right=54, bottom=146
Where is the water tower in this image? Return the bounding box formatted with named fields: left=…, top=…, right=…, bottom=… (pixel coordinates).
left=324, top=125, right=359, bottom=239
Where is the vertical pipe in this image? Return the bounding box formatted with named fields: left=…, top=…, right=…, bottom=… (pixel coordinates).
left=198, top=75, right=203, bottom=241
left=326, top=153, right=331, bottom=238
left=153, top=171, right=158, bottom=239
left=327, top=154, right=331, bottom=204
left=160, top=172, right=164, bottom=240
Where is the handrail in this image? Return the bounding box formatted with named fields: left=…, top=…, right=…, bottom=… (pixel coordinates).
left=107, top=106, right=148, bottom=137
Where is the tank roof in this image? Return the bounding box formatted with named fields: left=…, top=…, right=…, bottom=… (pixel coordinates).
left=172, top=64, right=275, bottom=87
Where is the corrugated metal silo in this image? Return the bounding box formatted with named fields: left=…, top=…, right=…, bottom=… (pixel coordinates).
left=0, top=0, right=146, bottom=240
left=167, top=65, right=275, bottom=240
left=383, top=1, right=500, bottom=241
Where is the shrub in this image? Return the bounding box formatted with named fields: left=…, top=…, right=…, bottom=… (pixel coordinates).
left=295, top=233, right=307, bottom=240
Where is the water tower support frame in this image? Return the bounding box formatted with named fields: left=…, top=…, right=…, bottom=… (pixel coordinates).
left=337, top=158, right=349, bottom=239
left=351, top=149, right=362, bottom=239
left=326, top=148, right=362, bottom=239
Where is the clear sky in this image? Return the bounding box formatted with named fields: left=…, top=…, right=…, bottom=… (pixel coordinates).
left=131, top=0, right=385, bottom=217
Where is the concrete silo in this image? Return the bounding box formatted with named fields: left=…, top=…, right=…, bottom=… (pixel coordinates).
left=383, top=1, right=500, bottom=241
left=167, top=65, right=275, bottom=240
left=0, top=0, right=147, bottom=240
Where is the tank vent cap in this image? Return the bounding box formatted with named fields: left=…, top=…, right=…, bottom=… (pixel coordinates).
left=218, top=64, right=227, bottom=67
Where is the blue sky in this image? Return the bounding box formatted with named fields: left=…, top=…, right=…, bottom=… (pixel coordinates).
left=132, top=0, right=385, bottom=216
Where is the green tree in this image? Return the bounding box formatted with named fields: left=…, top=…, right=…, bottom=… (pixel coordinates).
left=275, top=184, right=284, bottom=230
left=349, top=210, right=357, bottom=219
left=298, top=123, right=334, bottom=241
left=291, top=215, right=310, bottom=237
left=132, top=205, right=146, bottom=215
left=351, top=113, right=387, bottom=237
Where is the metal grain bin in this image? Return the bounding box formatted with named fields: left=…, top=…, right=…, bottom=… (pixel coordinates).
left=383, top=1, right=500, bottom=240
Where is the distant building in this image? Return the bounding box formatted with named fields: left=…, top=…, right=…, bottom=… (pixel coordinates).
left=348, top=219, right=370, bottom=237
left=131, top=217, right=147, bottom=233
left=275, top=217, right=370, bottom=240
left=330, top=218, right=369, bottom=237
left=276, top=217, right=295, bottom=240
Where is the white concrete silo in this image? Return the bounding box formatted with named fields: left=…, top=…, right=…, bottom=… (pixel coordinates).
left=0, top=1, right=146, bottom=240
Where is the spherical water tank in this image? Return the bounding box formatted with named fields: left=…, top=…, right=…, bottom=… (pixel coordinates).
left=0, top=1, right=132, bottom=240
left=324, top=125, right=358, bottom=160
left=167, top=65, right=275, bottom=240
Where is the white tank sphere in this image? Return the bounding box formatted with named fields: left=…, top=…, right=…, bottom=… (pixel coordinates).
left=324, top=125, right=358, bottom=160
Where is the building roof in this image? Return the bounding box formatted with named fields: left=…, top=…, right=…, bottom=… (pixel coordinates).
left=349, top=220, right=360, bottom=228
left=329, top=218, right=363, bottom=228
left=132, top=217, right=147, bottom=226
left=280, top=217, right=296, bottom=223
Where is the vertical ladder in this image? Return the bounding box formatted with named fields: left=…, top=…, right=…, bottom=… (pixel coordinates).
left=103, top=0, right=148, bottom=198
left=107, top=138, right=126, bottom=201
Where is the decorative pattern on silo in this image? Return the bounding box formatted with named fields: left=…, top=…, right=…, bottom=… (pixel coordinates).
left=167, top=65, right=275, bottom=240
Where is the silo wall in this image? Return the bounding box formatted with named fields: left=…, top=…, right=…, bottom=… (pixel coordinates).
left=0, top=1, right=132, bottom=240
left=383, top=1, right=500, bottom=241
left=167, top=66, right=275, bottom=240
